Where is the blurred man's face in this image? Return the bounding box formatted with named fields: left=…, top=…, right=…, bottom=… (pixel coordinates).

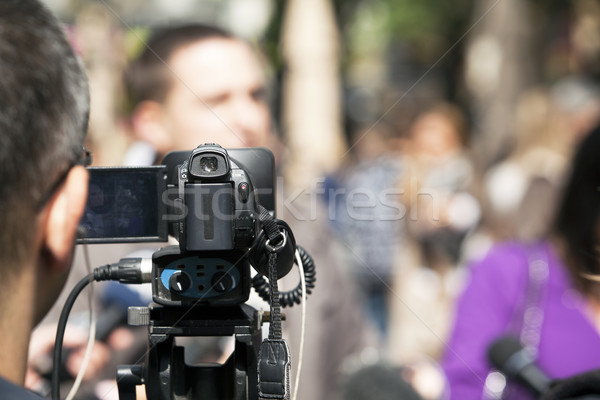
left=160, top=38, right=272, bottom=151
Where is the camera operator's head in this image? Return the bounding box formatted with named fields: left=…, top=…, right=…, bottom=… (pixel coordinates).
left=554, top=125, right=600, bottom=297
left=0, top=0, right=89, bottom=384
left=125, top=24, right=272, bottom=159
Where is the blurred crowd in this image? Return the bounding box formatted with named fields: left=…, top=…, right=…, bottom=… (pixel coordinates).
left=331, top=78, right=600, bottom=399
left=27, top=2, right=600, bottom=400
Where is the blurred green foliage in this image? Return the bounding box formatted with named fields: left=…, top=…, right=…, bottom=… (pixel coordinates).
left=260, top=0, right=584, bottom=111
left=336, top=0, right=474, bottom=60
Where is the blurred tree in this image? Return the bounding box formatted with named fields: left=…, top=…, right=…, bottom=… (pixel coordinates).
left=263, top=0, right=477, bottom=141
left=330, top=0, right=597, bottom=165
left=280, top=0, right=347, bottom=189
left=464, top=0, right=541, bottom=167
left=338, top=0, right=475, bottom=100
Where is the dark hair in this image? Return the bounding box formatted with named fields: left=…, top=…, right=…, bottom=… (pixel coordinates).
left=0, top=0, right=89, bottom=265
left=124, top=24, right=233, bottom=111
left=554, top=125, right=600, bottom=294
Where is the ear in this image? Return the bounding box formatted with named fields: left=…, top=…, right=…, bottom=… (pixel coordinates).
left=42, top=165, right=89, bottom=272
left=130, top=100, right=173, bottom=156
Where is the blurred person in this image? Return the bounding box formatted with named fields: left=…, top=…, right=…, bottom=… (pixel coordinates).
left=482, top=86, right=583, bottom=243
left=401, top=101, right=478, bottom=263
left=443, top=125, right=600, bottom=399
left=328, top=121, right=407, bottom=340
left=552, top=76, right=600, bottom=143
left=338, top=362, right=424, bottom=400
left=122, top=24, right=273, bottom=165
left=387, top=102, right=480, bottom=398
left=0, top=0, right=90, bottom=398
left=390, top=102, right=479, bottom=353
left=121, top=24, right=375, bottom=400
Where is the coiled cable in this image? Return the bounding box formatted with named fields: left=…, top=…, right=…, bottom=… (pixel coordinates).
left=252, top=245, right=316, bottom=307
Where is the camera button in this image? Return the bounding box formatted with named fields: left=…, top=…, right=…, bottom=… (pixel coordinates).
left=238, top=182, right=249, bottom=202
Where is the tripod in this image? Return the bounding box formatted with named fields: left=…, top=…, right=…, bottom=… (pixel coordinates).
left=117, top=303, right=262, bottom=400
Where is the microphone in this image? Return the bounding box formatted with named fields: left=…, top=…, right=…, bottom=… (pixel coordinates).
left=487, top=335, right=551, bottom=396
left=488, top=336, right=600, bottom=400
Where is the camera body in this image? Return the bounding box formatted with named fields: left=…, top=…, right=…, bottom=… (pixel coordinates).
left=154, top=144, right=264, bottom=307
left=175, top=143, right=259, bottom=253
left=79, top=143, right=276, bottom=307
left=74, top=144, right=305, bottom=400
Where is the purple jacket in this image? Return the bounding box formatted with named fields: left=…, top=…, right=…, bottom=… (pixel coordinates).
left=442, top=241, right=600, bottom=399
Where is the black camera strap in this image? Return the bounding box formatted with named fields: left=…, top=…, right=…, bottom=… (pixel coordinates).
left=266, top=252, right=283, bottom=340
left=257, top=205, right=284, bottom=339
left=257, top=206, right=291, bottom=400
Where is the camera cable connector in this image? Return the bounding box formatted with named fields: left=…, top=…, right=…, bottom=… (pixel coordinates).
left=51, top=258, right=151, bottom=400
left=93, top=257, right=152, bottom=284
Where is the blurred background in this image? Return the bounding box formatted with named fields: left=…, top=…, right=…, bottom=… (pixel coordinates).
left=40, top=0, right=600, bottom=173
left=39, top=1, right=600, bottom=399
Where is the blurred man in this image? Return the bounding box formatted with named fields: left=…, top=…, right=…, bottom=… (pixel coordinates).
left=123, top=24, right=375, bottom=400
left=124, top=25, right=272, bottom=164
left=0, top=0, right=90, bottom=398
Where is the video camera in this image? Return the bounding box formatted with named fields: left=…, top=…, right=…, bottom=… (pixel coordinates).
left=79, top=143, right=284, bottom=303
left=61, top=144, right=315, bottom=400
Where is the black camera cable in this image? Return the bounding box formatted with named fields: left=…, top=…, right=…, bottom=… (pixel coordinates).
left=251, top=245, right=315, bottom=307
left=52, top=259, right=151, bottom=400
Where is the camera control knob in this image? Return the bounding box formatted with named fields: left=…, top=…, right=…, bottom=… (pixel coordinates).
left=169, top=271, right=192, bottom=293
left=211, top=271, right=234, bottom=293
